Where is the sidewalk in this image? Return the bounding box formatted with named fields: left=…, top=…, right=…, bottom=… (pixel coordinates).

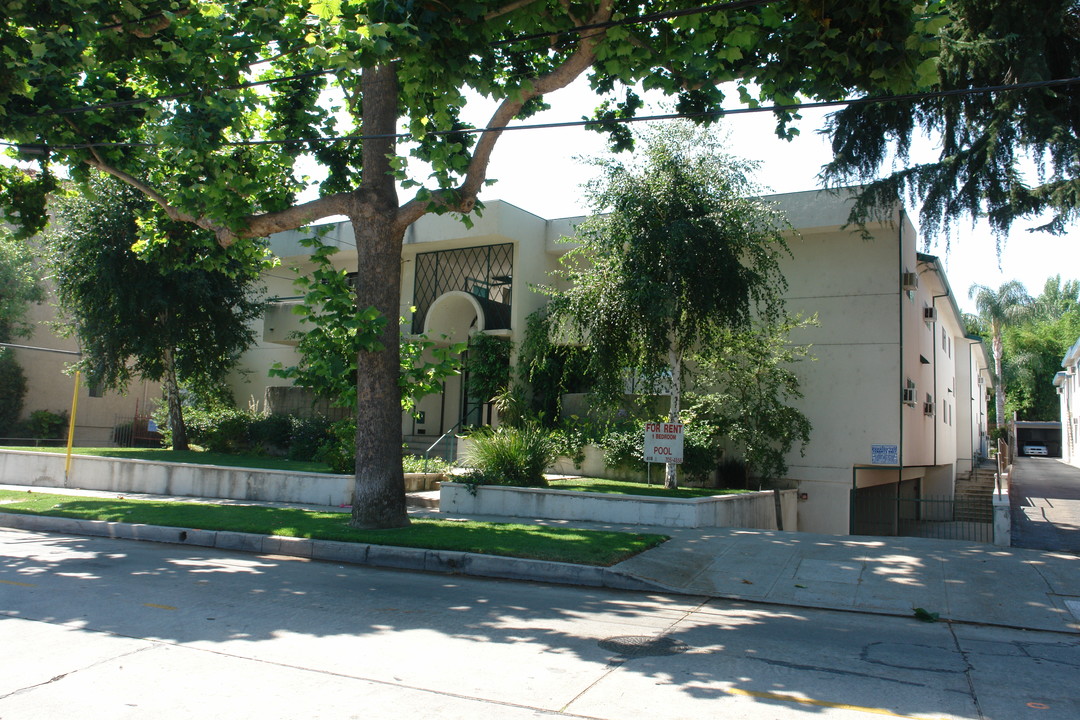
left=2, top=483, right=1079, bottom=634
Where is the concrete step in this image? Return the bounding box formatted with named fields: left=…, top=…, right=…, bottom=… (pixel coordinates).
left=406, top=490, right=440, bottom=509
left=955, top=487, right=994, bottom=497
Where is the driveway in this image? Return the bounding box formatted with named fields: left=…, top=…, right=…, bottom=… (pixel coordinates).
left=1010, top=457, right=1080, bottom=554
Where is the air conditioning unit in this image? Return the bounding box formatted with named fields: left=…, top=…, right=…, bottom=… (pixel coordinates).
left=902, top=387, right=917, bottom=406
left=922, top=306, right=937, bottom=323
left=901, top=272, right=919, bottom=291
left=923, top=401, right=936, bottom=416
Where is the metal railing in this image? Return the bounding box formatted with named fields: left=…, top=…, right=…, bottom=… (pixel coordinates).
left=423, top=421, right=464, bottom=471
left=996, top=437, right=1011, bottom=493
left=0, top=437, right=66, bottom=447
left=851, top=493, right=993, bottom=543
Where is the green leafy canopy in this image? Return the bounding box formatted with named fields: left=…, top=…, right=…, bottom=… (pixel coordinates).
left=0, top=1, right=948, bottom=525
left=269, top=234, right=464, bottom=413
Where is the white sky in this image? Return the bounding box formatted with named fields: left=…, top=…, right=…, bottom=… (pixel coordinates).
left=458, top=78, right=1080, bottom=316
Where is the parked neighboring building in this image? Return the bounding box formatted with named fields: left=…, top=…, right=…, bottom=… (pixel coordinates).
left=234, top=189, right=991, bottom=536
left=1054, top=339, right=1080, bottom=466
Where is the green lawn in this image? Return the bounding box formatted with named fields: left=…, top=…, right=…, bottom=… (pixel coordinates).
left=546, top=477, right=750, bottom=499
left=3, top=447, right=336, bottom=474
left=0, top=489, right=667, bottom=566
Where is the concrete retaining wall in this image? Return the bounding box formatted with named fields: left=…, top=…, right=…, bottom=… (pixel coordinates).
left=440, top=482, right=796, bottom=530
left=0, top=450, right=442, bottom=507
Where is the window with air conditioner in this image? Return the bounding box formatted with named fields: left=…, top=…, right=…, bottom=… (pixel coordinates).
left=902, top=378, right=917, bottom=406
left=902, top=271, right=918, bottom=292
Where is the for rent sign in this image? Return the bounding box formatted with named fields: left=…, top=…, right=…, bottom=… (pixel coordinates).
left=644, top=422, right=684, bottom=464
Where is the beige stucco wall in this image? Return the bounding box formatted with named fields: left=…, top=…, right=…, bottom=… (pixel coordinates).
left=768, top=192, right=907, bottom=534
left=1057, top=340, right=1080, bottom=466
left=225, top=192, right=991, bottom=537
left=11, top=292, right=161, bottom=447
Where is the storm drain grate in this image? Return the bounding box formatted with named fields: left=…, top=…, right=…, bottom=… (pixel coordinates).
left=598, top=635, right=690, bottom=658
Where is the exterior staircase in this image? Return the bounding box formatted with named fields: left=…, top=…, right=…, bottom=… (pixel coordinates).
left=953, top=458, right=997, bottom=523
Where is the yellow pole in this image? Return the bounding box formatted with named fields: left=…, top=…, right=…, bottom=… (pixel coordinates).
left=65, top=370, right=81, bottom=479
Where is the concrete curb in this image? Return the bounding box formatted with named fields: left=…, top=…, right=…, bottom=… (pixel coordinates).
left=0, top=512, right=666, bottom=594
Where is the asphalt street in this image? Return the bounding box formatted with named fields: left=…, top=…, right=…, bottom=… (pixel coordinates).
left=2, top=528, right=1078, bottom=720
left=1010, top=457, right=1080, bottom=554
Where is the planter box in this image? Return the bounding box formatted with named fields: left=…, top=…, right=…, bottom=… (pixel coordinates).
left=0, top=450, right=443, bottom=507
left=440, top=481, right=796, bottom=530
left=458, top=439, right=698, bottom=484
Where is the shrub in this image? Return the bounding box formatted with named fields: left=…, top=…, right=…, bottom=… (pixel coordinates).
left=598, top=426, right=645, bottom=472
left=402, top=453, right=454, bottom=474
left=463, top=423, right=555, bottom=487
left=597, top=419, right=719, bottom=485
left=18, top=409, right=69, bottom=440
left=247, top=413, right=293, bottom=455
left=0, top=351, right=27, bottom=436
left=181, top=406, right=252, bottom=453
left=989, top=426, right=1009, bottom=446
left=550, top=417, right=599, bottom=468
left=315, top=418, right=356, bottom=474
left=681, top=421, right=721, bottom=483
left=287, top=415, right=333, bottom=461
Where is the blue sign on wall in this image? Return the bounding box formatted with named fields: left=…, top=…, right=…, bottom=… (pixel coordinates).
left=871, top=444, right=899, bottom=465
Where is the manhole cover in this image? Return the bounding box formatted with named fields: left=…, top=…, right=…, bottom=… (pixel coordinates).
left=598, top=635, right=690, bottom=658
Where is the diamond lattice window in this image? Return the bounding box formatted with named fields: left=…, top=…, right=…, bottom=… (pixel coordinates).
left=411, top=243, right=513, bottom=333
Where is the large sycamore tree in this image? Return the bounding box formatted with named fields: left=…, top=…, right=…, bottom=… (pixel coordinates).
left=0, top=1, right=945, bottom=528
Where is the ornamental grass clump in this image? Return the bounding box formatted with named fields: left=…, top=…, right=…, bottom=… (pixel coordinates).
left=464, top=423, right=556, bottom=488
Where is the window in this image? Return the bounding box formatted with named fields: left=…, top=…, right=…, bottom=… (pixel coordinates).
left=411, top=243, right=514, bottom=333
left=903, top=378, right=917, bottom=405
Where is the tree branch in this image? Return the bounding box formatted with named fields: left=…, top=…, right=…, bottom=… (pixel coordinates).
left=397, top=0, right=613, bottom=228
left=484, top=0, right=544, bottom=21
left=84, top=153, right=353, bottom=245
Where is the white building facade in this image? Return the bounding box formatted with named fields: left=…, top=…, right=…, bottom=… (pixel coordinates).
left=234, top=189, right=991, bottom=535
left=1054, top=339, right=1080, bottom=466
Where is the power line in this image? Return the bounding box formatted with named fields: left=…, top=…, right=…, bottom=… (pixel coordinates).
left=9, top=75, right=1079, bottom=154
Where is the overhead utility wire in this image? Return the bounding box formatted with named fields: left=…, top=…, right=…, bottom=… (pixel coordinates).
left=31, top=1, right=765, bottom=118
left=10, top=75, right=1079, bottom=154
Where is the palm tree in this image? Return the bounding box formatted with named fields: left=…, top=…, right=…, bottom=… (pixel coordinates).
left=968, top=281, right=1032, bottom=429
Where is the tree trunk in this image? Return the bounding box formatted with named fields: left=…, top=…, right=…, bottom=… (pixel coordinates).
left=162, top=346, right=188, bottom=451
left=349, top=63, right=409, bottom=529
left=665, top=346, right=682, bottom=490
left=992, top=331, right=1005, bottom=431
